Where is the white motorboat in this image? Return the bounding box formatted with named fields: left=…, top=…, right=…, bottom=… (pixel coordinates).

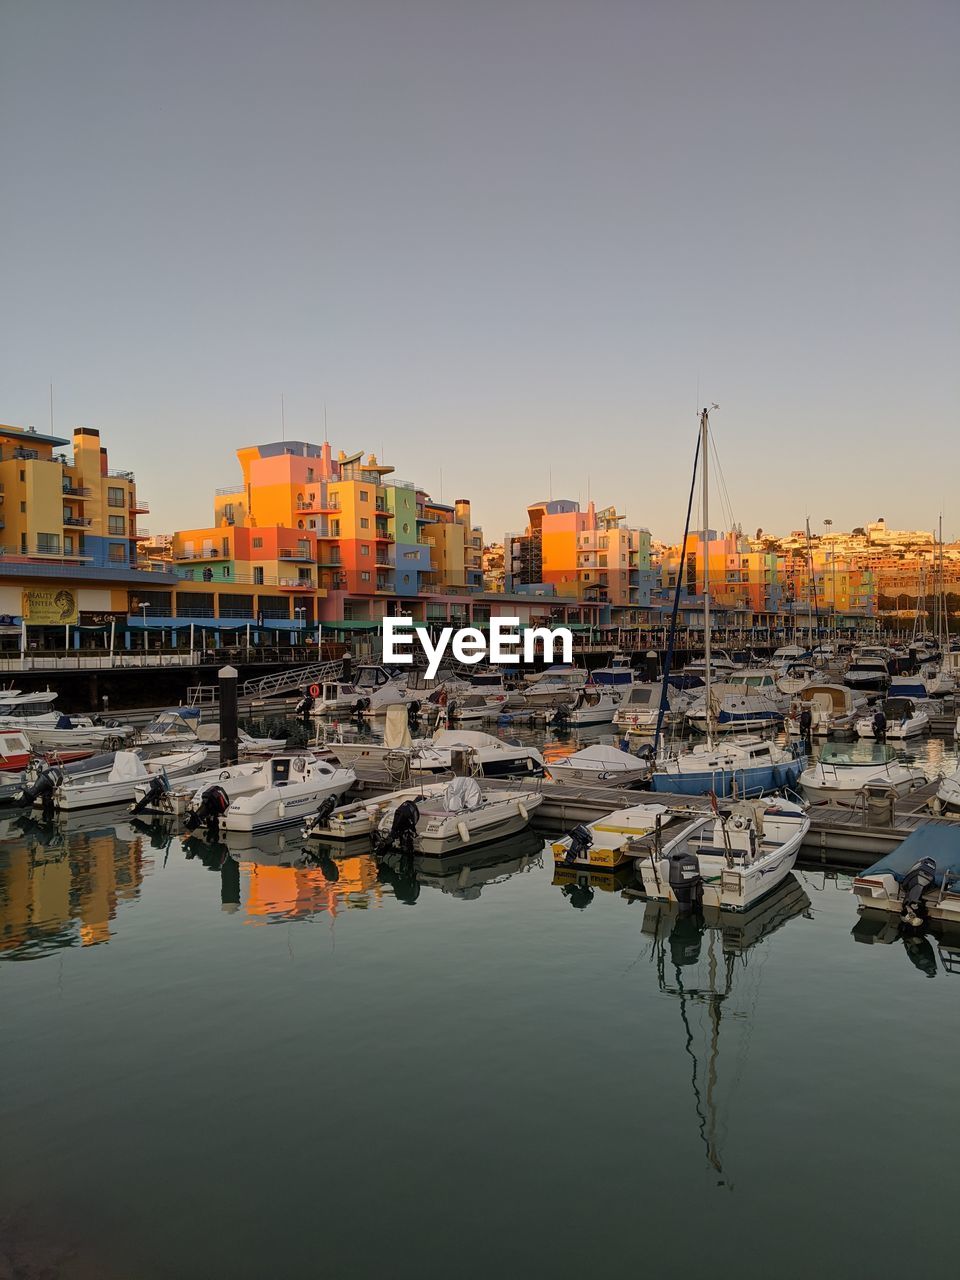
left=311, top=665, right=416, bottom=715
left=799, top=742, right=927, bottom=805
left=614, top=679, right=692, bottom=732
left=685, top=684, right=784, bottom=733
left=0, top=690, right=135, bottom=752
left=131, top=759, right=272, bottom=818
left=48, top=748, right=208, bottom=811
left=855, top=697, right=930, bottom=740
left=591, top=655, right=640, bottom=691
left=785, top=683, right=867, bottom=736
left=521, top=664, right=588, bottom=707
left=549, top=686, right=621, bottom=727
left=852, top=826, right=960, bottom=927
left=775, top=663, right=818, bottom=696
left=370, top=776, right=542, bottom=855
left=222, top=754, right=356, bottom=834
left=546, top=743, right=652, bottom=788
left=931, top=770, right=960, bottom=816
left=329, top=708, right=545, bottom=781
left=772, top=644, right=808, bottom=668
left=843, top=654, right=891, bottom=694
left=631, top=798, right=810, bottom=912
left=137, top=707, right=285, bottom=756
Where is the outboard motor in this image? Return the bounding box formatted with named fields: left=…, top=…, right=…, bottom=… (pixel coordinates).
left=407, top=699, right=421, bottom=727
left=799, top=707, right=813, bottom=741
left=184, top=784, right=231, bottom=836
left=373, top=798, right=421, bottom=856
left=311, top=793, right=338, bottom=831
left=551, top=703, right=571, bottom=731
left=900, top=855, right=937, bottom=928
left=667, top=850, right=703, bottom=914
left=131, top=772, right=170, bottom=816
left=294, top=693, right=314, bottom=720
left=564, top=823, right=593, bottom=865
left=353, top=697, right=370, bottom=721
left=872, top=710, right=887, bottom=743
left=15, top=765, right=62, bottom=820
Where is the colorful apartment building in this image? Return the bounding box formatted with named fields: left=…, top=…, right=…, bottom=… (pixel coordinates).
left=508, top=499, right=653, bottom=619
left=0, top=422, right=174, bottom=644
left=169, top=439, right=485, bottom=627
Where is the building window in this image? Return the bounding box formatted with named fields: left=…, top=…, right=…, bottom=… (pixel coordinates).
left=108, top=543, right=126, bottom=563
left=361, top=544, right=369, bottom=556
left=297, top=540, right=310, bottom=558
left=252, top=536, right=263, bottom=549
left=360, top=517, right=369, bottom=529
left=108, top=486, right=126, bottom=508
left=37, top=533, right=61, bottom=554
left=108, top=515, right=125, bottom=535
left=361, top=571, right=371, bottom=582
left=253, top=566, right=264, bottom=584
left=330, top=520, right=340, bottom=537
left=19, top=470, right=25, bottom=482
left=360, top=491, right=369, bottom=502
left=64, top=535, right=74, bottom=554
left=298, top=568, right=311, bottom=584
left=20, top=501, right=26, bottom=513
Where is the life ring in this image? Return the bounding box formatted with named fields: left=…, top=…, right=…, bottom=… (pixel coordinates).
left=293, top=756, right=307, bottom=772
left=220, top=770, right=231, bottom=781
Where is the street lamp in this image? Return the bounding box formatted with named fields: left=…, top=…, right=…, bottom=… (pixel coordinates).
left=139, top=602, right=149, bottom=652
left=294, top=606, right=305, bottom=646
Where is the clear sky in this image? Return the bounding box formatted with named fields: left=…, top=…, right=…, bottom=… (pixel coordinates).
left=3, top=0, right=958, bottom=543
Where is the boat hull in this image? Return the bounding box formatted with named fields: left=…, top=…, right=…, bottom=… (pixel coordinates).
left=649, top=758, right=803, bottom=799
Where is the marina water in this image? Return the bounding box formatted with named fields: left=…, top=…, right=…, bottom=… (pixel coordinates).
left=1, top=725, right=958, bottom=1278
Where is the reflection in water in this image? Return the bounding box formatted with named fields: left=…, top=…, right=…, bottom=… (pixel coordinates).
left=0, top=812, right=147, bottom=960
left=851, top=912, right=960, bottom=978
left=227, top=839, right=385, bottom=924
left=552, top=863, right=635, bottom=908
left=640, top=875, right=811, bottom=1185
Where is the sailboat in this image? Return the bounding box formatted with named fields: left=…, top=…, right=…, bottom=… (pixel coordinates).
left=649, top=408, right=804, bottom=798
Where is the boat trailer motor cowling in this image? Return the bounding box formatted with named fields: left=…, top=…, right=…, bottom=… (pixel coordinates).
left=565, top=824, right=594, bottom=865
left=373, top=798, right=421, bottom=856
left=184, top=785, right=231, bottom=834
left=900, top=855, right=938, bottom=929
left=668, top=850, right=704, bottom=912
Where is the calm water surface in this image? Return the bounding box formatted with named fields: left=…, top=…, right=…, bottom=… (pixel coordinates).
left=1, top=728, right=959, bottom=1278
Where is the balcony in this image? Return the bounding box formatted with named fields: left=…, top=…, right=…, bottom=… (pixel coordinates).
left=278, top=549, right=315, bottom=563
left=374, top=530, right=394, bottom=542
left=297, top=497, right=340, bottom=514
left=130, top=498, right=149, bottom=514
left=108, top=468, right=135, bottom=480
left=317, top=554, right=343, bottom=568
left=278, top=578, right=315, bottom=591
left=62, top=483, right=92, bottom=498
left=63, top=515, right=93, bottom=527
left=174, top=548, right=229, bottom=561
left=133, top=529, right=151, bottom=541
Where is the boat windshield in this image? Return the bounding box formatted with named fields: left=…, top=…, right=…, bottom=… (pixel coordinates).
left=819, top=742, right=900, bottom=767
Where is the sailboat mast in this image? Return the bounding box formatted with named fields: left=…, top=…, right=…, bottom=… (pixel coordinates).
left=701, top=407, right=712, bottom=745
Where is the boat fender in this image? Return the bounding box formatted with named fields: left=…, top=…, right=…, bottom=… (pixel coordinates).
left=517, top=801, right=528, bottom=820
left=278, top=799, right=286, bottom=819
left=457, top=820, right=471, bottom=843
left=931, top=796, right=942, bottom=815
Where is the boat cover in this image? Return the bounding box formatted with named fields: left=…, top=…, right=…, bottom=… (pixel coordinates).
left=384, top=703, right=412, bottom=749
left=442, top=776, right=484, bottom=813
left=861, top=825, right=960, bottom=887
left=561, top=744, right=640, bottom=771
left=108, top=751, right=149, bottom=782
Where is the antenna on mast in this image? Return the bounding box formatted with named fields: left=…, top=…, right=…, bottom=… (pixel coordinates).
left=49, top=382, right=54, bottom=434
left=281, top=393, right=286, bottom=441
